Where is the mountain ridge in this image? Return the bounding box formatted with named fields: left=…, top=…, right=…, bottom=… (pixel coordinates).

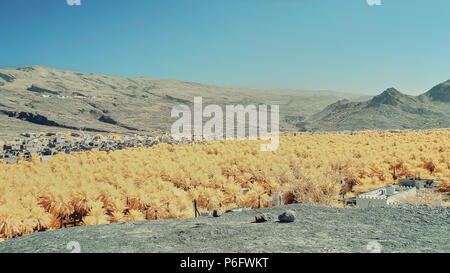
left=307, top=82, right=450, bottom=131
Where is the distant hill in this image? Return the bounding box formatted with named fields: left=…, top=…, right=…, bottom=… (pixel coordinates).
left=0, top=66, right=368, bottom=138
left=306, top=81, right=450, bottom=131
left=0, top=65, right=448, bottom=137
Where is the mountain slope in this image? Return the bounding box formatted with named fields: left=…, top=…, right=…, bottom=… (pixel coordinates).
left=0, top=66, right=367, bottom=138
left=420, top=79, right=450, bottom=102
left=307, top=84, right=450, bottom=131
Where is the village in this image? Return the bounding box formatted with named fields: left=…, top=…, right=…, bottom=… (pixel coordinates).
left=0, top=132, right=179, bottom=164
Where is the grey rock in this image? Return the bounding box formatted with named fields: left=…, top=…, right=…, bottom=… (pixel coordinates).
left=201, top=211, right=211, bottom=217
left=213, top=209, right=222, bottom=217
left=255, top=213, right=273, bottom=223
left=278, top=210, right=295, bottom=222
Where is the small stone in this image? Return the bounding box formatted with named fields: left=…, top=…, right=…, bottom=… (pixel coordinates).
left=278, top=210, right=295, bottom=223
left=201, top=211, right=211, bottom=217
left=213, top=209, right=222, bottom=217
left=255, top=213, right=273, bottom=223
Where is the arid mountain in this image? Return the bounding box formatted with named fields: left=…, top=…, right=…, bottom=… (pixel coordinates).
left=306, top=81, right=450, bottom=131
left=420, top=79, right=450, bottom=103
left=0, top=66, right=368, bottom=138
left=0, top=65, right=447, bottom=137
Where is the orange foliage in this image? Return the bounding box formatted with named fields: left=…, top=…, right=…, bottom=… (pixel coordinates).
left=0, top=130, right=448, bottom=240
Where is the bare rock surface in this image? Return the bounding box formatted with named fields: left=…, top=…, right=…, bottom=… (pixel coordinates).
left=0, top=204, right=448, bottom=253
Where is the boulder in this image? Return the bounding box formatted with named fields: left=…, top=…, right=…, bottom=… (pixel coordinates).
left=213, top=209, right=222, bottom=217
left=255, top=213, right=273, bottom=223
left=201, top=211, right=211, bottom=217
left=278, top=210, right=295, bottom=223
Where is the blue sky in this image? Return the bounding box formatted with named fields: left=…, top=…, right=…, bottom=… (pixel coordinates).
left=1, top=0, right=449, bottom=95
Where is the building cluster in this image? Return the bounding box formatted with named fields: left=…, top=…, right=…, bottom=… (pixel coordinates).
left=355, top=178, right=440, bottom=208
left=0, top=132, right=180, bottom=164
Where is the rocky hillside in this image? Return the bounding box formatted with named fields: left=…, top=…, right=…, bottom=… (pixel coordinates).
left=0, top=66, right=367, bottom=139
left=306, top=82, right=450, bottom=131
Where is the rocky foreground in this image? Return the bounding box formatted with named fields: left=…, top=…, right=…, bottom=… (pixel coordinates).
left=0, top=204, right=448, bottom=253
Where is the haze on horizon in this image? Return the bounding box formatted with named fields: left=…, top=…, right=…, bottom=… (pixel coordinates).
left=1, top=0, right=449, bottom=95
